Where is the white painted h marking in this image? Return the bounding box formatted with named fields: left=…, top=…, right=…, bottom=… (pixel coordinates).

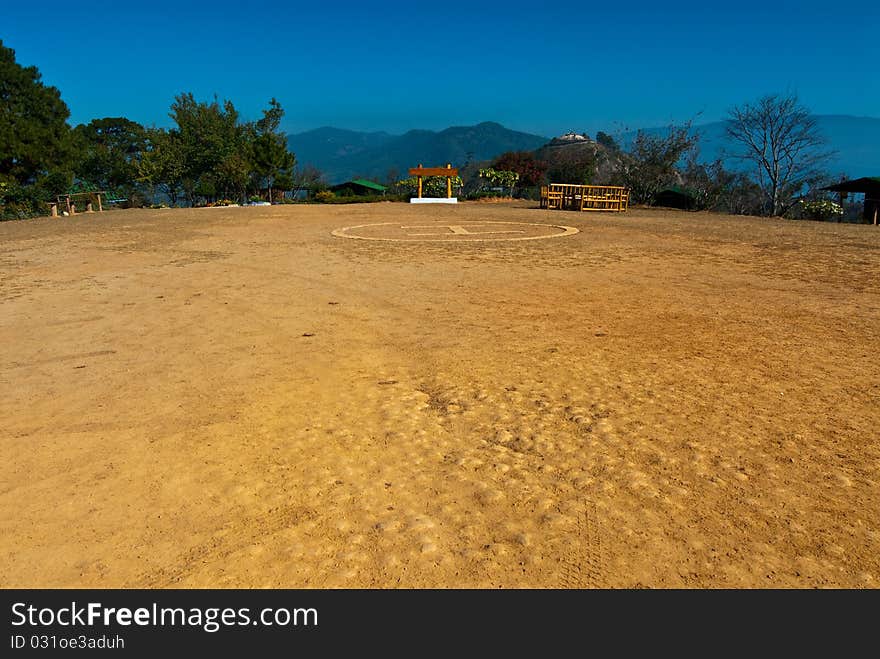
left=401, top=224, right=525, bottom=236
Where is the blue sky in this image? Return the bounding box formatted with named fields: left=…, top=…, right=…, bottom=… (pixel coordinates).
left=4, top=0, right=878, bottom=137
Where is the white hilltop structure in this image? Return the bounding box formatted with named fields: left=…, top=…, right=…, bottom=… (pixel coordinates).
left=549, top=131, right=593, bottom=146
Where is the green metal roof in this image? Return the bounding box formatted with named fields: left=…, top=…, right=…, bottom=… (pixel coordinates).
left=350, top=179, right=387, bottom=191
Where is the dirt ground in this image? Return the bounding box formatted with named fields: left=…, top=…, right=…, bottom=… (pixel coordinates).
left=1, top=201, right=878, bottom=588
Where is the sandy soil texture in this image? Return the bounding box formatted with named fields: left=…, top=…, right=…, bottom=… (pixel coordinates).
left=1, top=201, right=878, bottom=588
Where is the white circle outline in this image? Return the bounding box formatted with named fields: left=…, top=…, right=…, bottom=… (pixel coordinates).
left=331, top=221, right=579, bottom=242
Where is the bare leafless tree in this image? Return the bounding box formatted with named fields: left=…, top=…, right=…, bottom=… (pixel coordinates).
left=290, top=164, right=326, bottom=199
left=726, top=94, right=833, bottom=216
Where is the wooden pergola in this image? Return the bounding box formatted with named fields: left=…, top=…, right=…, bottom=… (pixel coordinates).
left=408, top=163, right=458, bottom=199
left=822, top=177, right=880, bottom=225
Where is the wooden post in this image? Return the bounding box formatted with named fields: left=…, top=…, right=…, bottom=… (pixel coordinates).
left=70, top=202, right=76, bottom=215
left=49, top=202, right=58, bottom=217
left=86, top=201, right=94, bottom=213
left=97, top=193, right=103, bottom=212
left=65, top=195, right=71, bottom=215
left=417, top=163, right=423, bottom=199
left=446, top=163, right=452, bottom=198
left=874, top=205, right=878, bottom=226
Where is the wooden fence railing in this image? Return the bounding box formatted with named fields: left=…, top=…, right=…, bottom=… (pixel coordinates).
left=541, top=184, right=629, bottom=212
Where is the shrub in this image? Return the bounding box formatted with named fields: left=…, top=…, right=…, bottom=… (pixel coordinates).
left=0, top=181, right=49, bottom=220
left=798, top=198, right=843, bottom=221
left=314, top=190, right=336, bottom=203
left=392, top=176, right=463, bottom=198
left=478, top=168, right=519, bottom=195
left=312, top=193, right=408, bottom=205
left=464, top=190, right=516, bottom=201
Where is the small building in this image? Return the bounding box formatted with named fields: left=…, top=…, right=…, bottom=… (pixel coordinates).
left=821, top=177, right=880, bottom=224
left=549, top=132, right=592, bottom=146
left=329, top=179, right=387, bottom=196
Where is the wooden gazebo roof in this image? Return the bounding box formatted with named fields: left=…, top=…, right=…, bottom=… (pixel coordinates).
left=823, top=177, right=880, bottom=225
left=822, top=177, right=880, bottom=194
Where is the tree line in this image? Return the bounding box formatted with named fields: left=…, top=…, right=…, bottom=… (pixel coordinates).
left=475, top=100, right=838, bottom=219
left=2, top=37, right=842, bottom=220
left=1, top=40, right=299, bottom=218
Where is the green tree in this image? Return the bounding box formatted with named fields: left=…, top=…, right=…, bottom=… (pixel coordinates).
left=169, top=92, right=250, bottom=205
left=137, top=127, right=185, bottom=206
left=478, top=168, right=519, bottom=196
left=0, top=40, right=73, bottom=191
left=213, top=151, right=251, bottom=201
left=491, top=151, right=547, bottom=188
left=546, top=156, right=596, bottom=185
left=252, top=98, right=295, bottom=202
left=73, top=117, right=146, bottom=192
left=595, top=131, right=621, bottom=153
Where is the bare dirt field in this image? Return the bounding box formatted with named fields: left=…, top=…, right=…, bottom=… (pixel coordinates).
left=1, top=201, right=878, bottom=588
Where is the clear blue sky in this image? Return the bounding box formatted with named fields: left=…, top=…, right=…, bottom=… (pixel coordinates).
left=4, top=0, right=878, bottom=137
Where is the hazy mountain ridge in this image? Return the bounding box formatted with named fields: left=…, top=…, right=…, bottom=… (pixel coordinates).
left=288, top=122, right=548, bottom=183
left=623, top=115, right=880, bottom=178
left=289, top=116, right=879, bottom=184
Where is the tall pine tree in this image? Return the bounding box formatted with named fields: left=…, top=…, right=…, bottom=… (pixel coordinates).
left=0, top=40, right=72, bottom=187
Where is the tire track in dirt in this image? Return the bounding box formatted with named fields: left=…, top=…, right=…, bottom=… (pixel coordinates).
left=560, top=500, right=606, bottom=588
left=134, top=504, right=319, bottom=587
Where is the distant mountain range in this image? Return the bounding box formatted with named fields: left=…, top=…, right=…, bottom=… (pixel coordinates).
left=623, top=115, right=880, bottom=179
left=287, top=122, right=548, bottom=184
left=288, top=116, right=879, bottom=184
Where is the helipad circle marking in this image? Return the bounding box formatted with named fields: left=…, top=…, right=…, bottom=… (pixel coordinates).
left=331, top=221, right=579, bottom=242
